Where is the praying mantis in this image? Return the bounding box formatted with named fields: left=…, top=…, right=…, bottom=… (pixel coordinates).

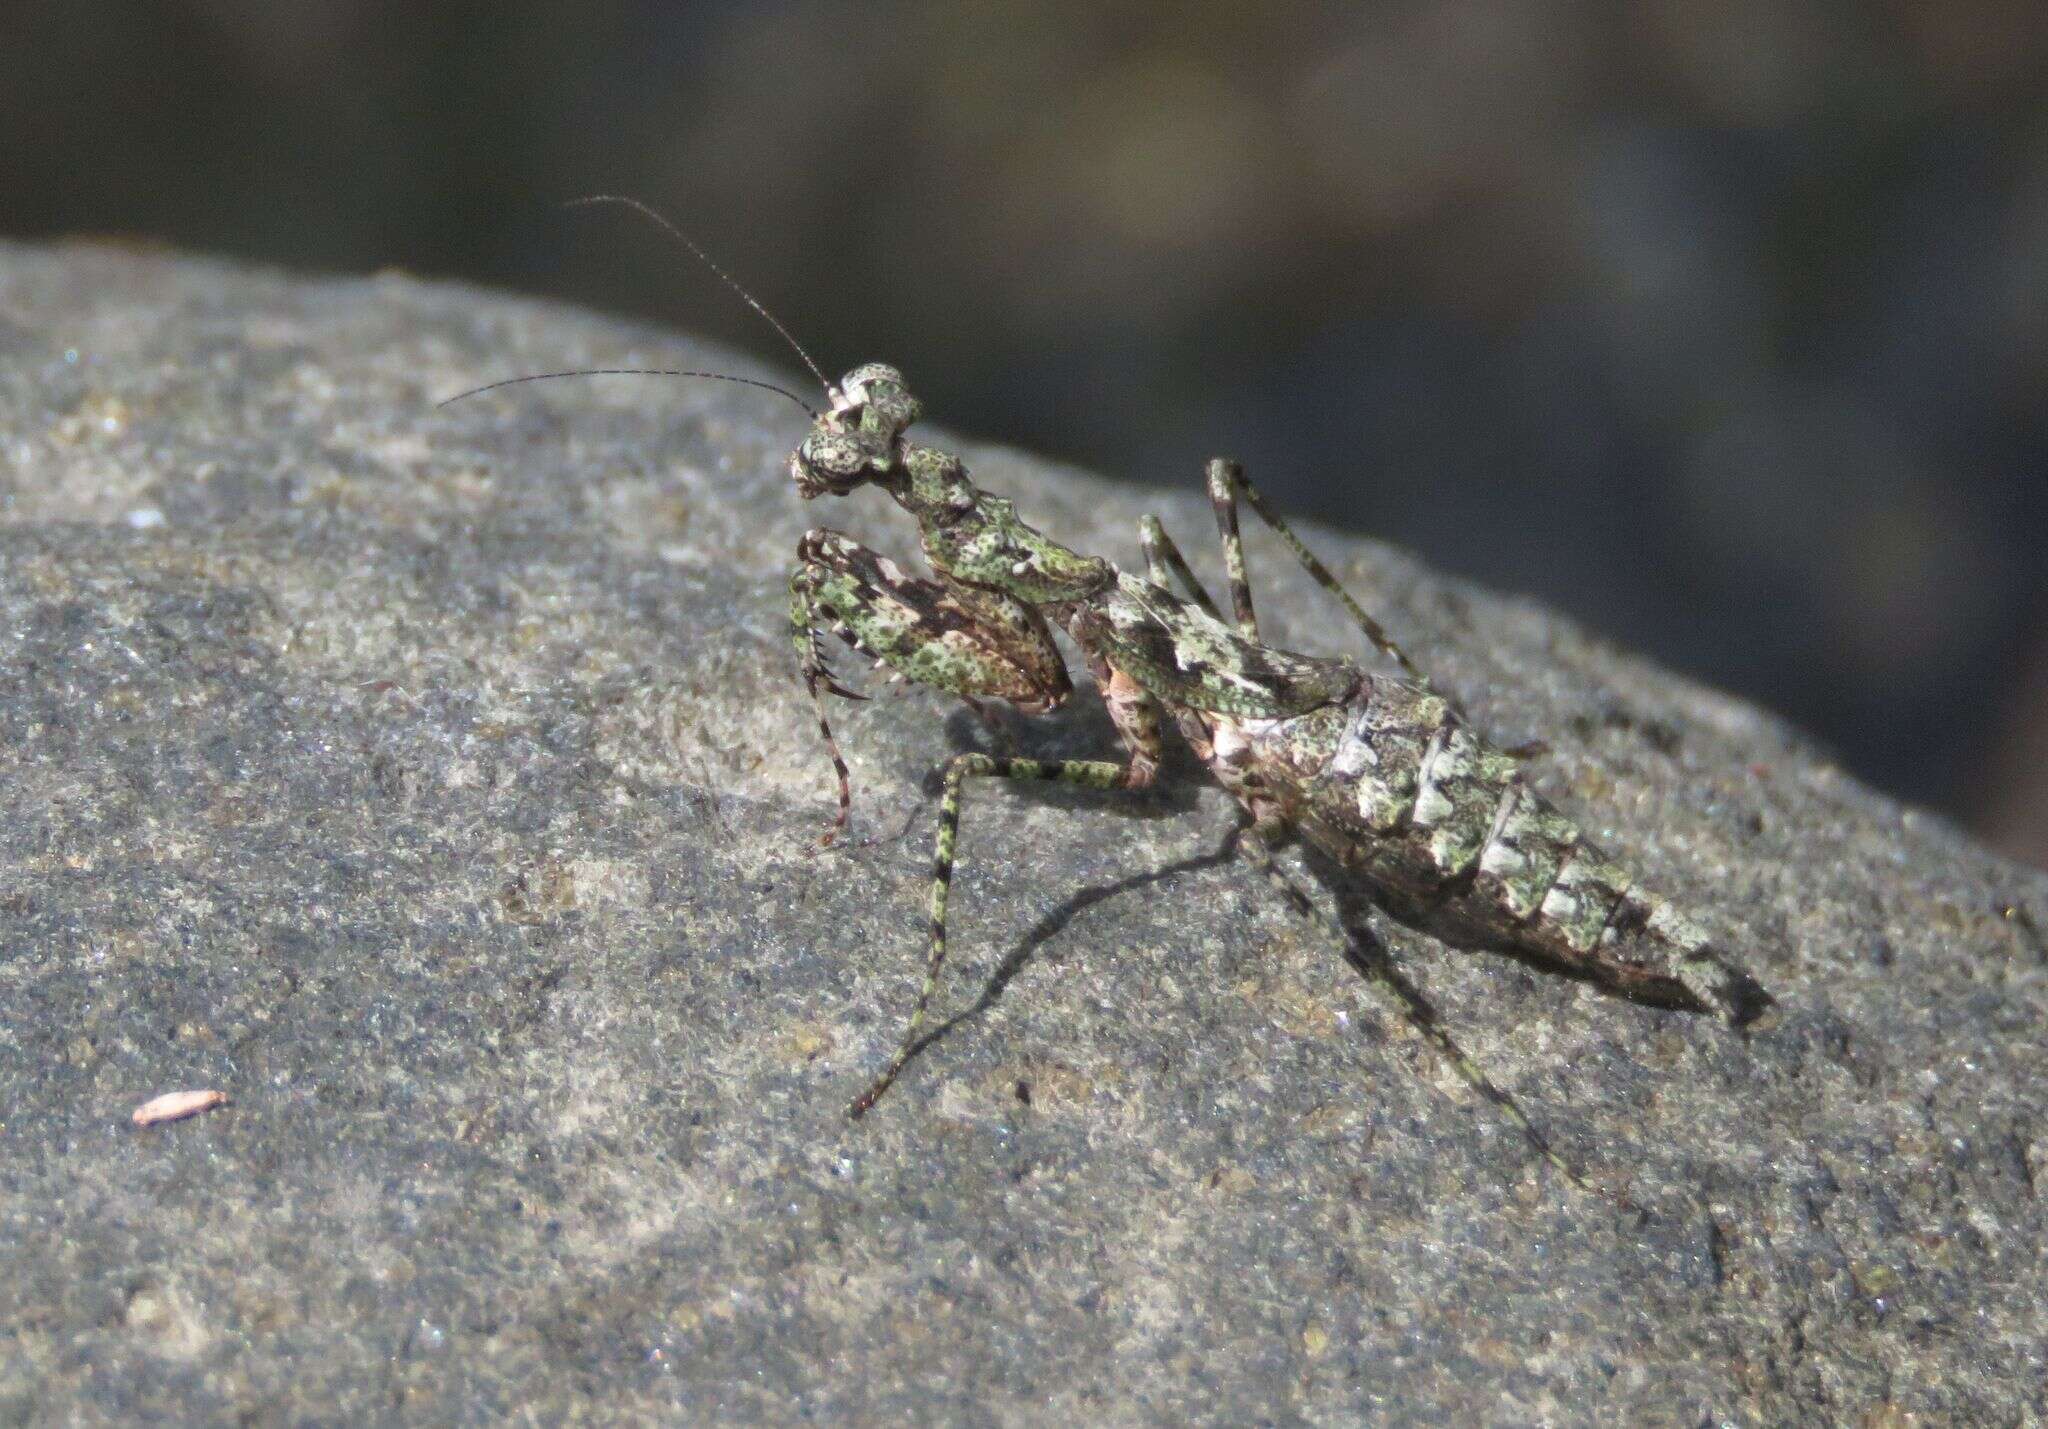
left=453, top=197, right=1773, bottom=1191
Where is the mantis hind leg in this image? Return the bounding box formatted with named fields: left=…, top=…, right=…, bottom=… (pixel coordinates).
left=1233, top=819, right=1620, bottom=1204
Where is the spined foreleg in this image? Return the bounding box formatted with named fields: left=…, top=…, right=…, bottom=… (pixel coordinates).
left=789, top=528, right=1073, bottom=841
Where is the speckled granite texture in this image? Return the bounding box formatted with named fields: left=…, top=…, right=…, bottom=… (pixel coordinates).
left=2, top=241, right=2042, bottom=1422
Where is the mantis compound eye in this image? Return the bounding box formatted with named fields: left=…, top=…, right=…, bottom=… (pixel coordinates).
left=790, top=429, right=873, bottom=498
left=792, top=364, right=924, bottom=497
left=834, top=364, right=922, bottom=442
left=836, top=363, right=904, bottom=407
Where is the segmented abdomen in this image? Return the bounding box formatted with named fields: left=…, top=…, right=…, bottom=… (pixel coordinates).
left=1224, top=674, right=1768, bottom=1024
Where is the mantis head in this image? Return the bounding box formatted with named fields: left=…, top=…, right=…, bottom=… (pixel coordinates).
left=790, top=364, right=923, bottom=498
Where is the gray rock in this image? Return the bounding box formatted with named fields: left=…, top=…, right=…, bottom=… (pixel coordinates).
left=2, top=239, right=2042, bottom=1423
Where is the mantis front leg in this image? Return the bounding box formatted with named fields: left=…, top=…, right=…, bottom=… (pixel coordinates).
left=787, top=529, right=1170, bottom=1112
left=788, top=528, right=1072, bottom=841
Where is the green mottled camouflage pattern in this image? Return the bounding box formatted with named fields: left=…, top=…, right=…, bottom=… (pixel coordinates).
left=1175, top=669, right=1770, bottom=1024
left=781, top=361, right=1771, bottom=1134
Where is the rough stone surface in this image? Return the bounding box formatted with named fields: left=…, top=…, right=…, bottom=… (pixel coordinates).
left=2, top=240, right=2043, bottom=1423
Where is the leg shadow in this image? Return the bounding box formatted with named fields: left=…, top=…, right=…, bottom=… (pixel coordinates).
left=901, top=830, right=1243, bottom=1071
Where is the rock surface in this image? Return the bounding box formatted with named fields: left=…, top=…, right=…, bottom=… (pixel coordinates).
left=2, top=240, right=2043, bottom=1422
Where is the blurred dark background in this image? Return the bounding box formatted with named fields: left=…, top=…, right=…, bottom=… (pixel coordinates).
left=5, top=2, right=2044, bottom=866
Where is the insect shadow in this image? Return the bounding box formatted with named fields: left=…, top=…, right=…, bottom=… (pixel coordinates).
left=910, top=830, right=1244, bottom=1075
left=898, top=816, right=1521, bottom=1160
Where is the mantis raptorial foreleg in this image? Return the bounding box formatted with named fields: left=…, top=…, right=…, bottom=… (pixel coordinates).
left=789, top=528, right=1071, bottom=841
